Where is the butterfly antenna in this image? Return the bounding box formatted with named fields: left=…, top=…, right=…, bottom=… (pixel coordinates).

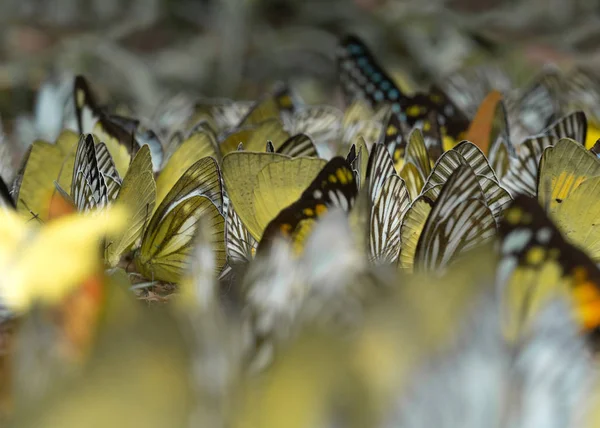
left=20, top=200, right=43, bottom=224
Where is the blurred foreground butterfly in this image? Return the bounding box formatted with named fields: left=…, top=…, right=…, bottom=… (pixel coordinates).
left=498, top=195, right=600, bottom=346
left=337, top=34, right=470, bottom=143
left=258, top=157, right=358, bottom=254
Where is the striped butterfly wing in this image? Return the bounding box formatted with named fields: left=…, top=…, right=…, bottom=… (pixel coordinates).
left=497, top=195, right=600, bottom=342
left=423, top=141, right=512, bottom=221
left=501, top=112, right=588, bottom=198
left=71, top=135, right=108, bottom=211
left=414, top=164, right=496, bottom=272
left=505, top=70, right=561, bottom=141
left=95, top=142, right=122, bottom=201
left=366, top=142, right=396, bottom=203
left=285, top=105, right=342, bottom=149
left=225, top=204, right=257, bottom=265
left=369, top=174, right=410, bottom=264
left=276, top=134, right=319, bottom=158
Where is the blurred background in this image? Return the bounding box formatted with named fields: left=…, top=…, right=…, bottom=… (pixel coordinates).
left=1, top=0, right=599, bottom=119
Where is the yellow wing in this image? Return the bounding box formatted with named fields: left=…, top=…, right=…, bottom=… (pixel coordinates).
left=105, top=145, right=157, bottom=267
left=538, top=137, right=600, bottom=211
left=238, top=94, right=281, bottom=127
left=539, top=138, right=600, bottom=260
left=220, top=119, right=290, bottom=155
left=253, top=157, right=328, bottom=238
left=15, top=130, right=79, bottom=221
left=136, top=158, right=225, bottom=282
left=92, top=122, right=131, bottom=178
left=222, top=152, right=326, bottom=241
left=136, top=195, right=225, bottom=283
left=156, top=130, right=219, bottom=206
left=0, top=207, right=126, bottom=312
left=398, top=198, right=432, bottom=272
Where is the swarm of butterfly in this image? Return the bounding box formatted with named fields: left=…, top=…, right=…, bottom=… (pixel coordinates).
left=3, top=34, right=600, bottom=427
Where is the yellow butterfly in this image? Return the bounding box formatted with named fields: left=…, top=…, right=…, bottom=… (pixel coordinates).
left=220, top=119, right=290, bottom=155
left=0, top=206, right=126, bottom=312
left=156, top=128, right=220, bottom=207
left=222, top=151, right=326, bottom=241
left=104, top=145, right=157, bottom=267
left=537, top=137, right=600, bottom=261
left=14, top=130, right=79, bottom=221
left=135, top=157, right=225, bottom=282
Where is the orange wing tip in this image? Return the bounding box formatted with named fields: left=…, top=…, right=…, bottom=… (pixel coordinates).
left=464, top=90, right=503, bottom=155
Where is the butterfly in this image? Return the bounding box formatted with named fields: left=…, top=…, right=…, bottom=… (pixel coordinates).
left=13, top=130, right=80, bottom=221
left=70, top=134, right=110, bottom=212
left=337, top=34, right=470, bottom=147
left=500, top=111, right=587, bottom=198
left=157, top=128, right=220, bottom=206
left=222, top=152, right=327, bottom=241
left=74, top=75, right=164, bottom=175
left=535, top=137, right=600, bottom=262
left=281, top=105, right=342, bottom=156
left=103, top=145, right=156, bottom=267
left=365, top=143, right=411, bottom=264
left=399, top=163, right=497, bottom=273
left=135, top=157, right=225, bottom=283
left=257, top=157, right=358, bottom=254
left=220, top=119, right=290, bottom=155
left=497, top=195, right=600, bottom=344
left=0, top=203, right=126, bottom=313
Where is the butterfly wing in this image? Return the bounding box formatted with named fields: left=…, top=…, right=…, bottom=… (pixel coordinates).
left=498, top=195, right=600, bottom=341
left=414, top=164, right=496, bottom=272
left=136, top=159, right=225, bottom=282
left=259, top=157, right=358, bottom=253
left=369, top=174, right=410, bottom=264
left=276, top=134, right=318, bottom=158
left=71, top=135, right=108, bottom=212
left=105, top=145, right=156, bottom=267
left=156, top=130, right=219, bottom=206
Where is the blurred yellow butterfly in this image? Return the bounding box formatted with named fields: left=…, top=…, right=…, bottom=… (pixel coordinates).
left=0, top=206, right=127, bottom=312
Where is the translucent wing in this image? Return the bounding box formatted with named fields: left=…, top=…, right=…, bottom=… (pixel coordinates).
left=369, top=174, right=410, bottom=264
left=398, top=198, right=432, bottom=272
left=225, top=204, right=257, bottom=265
left=403, top=129, right=431, bottom=184
left=415, top=165, right=496, bottom=272
left=95, top=142, right=121, bottom=201
left=71, top=135, right=108, bottom=212
left=366, top=142, right=396, bottom=203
